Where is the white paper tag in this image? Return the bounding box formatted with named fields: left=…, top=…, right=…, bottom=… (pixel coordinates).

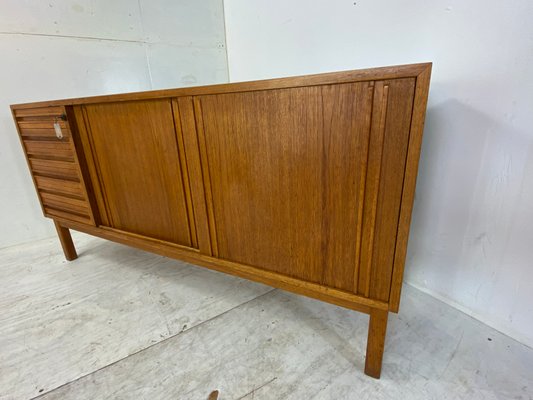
left=53, top=122, right=63, bottom=139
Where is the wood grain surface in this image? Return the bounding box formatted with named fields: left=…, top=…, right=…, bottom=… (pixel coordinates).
left=196, top=83, right=374, bottom=292
left=81, top=100, right=193, bottom=246
left=11, top=63, right=432, bottom=379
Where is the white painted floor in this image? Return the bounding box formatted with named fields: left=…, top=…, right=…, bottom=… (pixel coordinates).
left=0, top=233, right=531, bottom=400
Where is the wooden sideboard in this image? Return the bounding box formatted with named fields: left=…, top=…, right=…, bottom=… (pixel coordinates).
left=11, top=63, right=431, bottom=378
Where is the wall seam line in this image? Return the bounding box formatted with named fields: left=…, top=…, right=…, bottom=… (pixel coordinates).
left=221, top=0, right=231, bottom=82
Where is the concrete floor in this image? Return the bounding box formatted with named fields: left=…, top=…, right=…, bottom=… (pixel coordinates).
left=0, top=233, right=532, bottom=400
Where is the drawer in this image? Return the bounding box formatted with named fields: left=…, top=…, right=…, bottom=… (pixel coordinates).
left=41, top=192, right=91, bottom=216
left=44, top=207, right=93, bottom=225
left=14, top=106, right=64, bottom=118
left=19, top=120, right=71, bottom=141
left=34, top=175, right=86, bottom=199
left=23, top=140, right=74, bottom=161
left=29, top=158, right=79, bottom=181
left=13, top=105, right=96, bottom=225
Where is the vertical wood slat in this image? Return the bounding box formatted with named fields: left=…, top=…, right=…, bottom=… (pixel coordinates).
left=352, top=82, right=376, bottom=291
left=357, top=78, right=417, bottom=301
left=193, top=97, right=219, bottom=257
left=171, top=99, right=198, bottom=249
left=175, top=97, right=213, bottom=256
left=358, top=82, right=390, bottom=296
left=368, top=79, right=416, bottom=301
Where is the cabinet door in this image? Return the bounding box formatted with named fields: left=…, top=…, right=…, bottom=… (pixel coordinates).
left=194, top=79, right=415, bottom=300
left=82, top=100, right=194, bottom=247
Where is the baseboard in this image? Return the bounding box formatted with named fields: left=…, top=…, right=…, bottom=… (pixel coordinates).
left=405, top=281, right=533, bottom=350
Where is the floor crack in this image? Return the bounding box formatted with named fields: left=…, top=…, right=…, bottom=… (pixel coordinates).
left=439, top=329, right=465, bottom=379
left=236, top=377, right=278, bottom=400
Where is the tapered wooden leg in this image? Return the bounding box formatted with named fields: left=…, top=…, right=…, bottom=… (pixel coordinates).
left=53, top=220, right=78, bottom=261
left=364, top=308, right=389, bottom=379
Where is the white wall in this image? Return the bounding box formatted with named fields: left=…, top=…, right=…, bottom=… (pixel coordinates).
left=0, top=0, right=228, bottom=249
left=223, top=0, right=533, bottom=347
left=2, top=0, right=531, bottom=351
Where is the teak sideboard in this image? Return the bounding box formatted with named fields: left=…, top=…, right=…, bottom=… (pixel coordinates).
left=11, top=62, right=431, bottom=378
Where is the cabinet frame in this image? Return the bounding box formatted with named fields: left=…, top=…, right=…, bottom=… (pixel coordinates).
left=11, top=63, right=432, bottom=378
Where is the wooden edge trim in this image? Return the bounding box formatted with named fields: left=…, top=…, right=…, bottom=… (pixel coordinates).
left=57, top=219, right=389, bottom=314
left=388, top=64, right=432, bottom=312
left=10, top=108, right=47, bottom=217
left=11, top=63, right=432, bottom=109
left=99, top=226, right=201, bottom=253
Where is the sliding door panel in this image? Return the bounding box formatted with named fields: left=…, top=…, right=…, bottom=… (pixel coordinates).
left=195, top=82, right=374, bottom=291
left=82, top=100, right=193, bottom=247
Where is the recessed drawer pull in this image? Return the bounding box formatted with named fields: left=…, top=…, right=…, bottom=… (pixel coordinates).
left=54, top=119, right=64, bottom=139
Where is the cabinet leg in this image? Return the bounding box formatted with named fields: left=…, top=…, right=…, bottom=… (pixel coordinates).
left=53, top=220, right=78, bottom=261
left=364, top=308, right=389, bottom=379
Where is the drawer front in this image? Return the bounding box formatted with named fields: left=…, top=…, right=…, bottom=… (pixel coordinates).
left=13, top=105, right=95, bottom=225
left=29, top=159, right=79, bottom=181
left=23, top=140, right=74, bottom=160
left=18, top=120, right=71, bottom=140
left=34, top=175, right=86, bottom=198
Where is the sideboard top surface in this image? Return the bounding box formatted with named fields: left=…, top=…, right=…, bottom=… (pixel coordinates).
left=11, top=62, right=432, bottom=110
